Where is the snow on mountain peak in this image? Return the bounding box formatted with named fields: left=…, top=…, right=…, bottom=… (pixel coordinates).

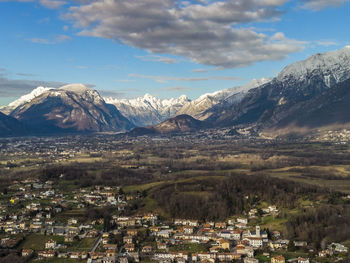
left=104, top=94, right=191, bottom=126
left=277, top=46, right=350, bottom=84
left=8, top=86, right=53, bottom=108
left=59, top=83, right=92, bottom=94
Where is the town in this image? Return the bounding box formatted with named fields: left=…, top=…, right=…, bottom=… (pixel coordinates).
left=0, top=174, right=349, bottom=263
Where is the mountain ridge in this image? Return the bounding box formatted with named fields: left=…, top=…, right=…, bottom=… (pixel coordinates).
left=9, top=84, right=134, bottom=134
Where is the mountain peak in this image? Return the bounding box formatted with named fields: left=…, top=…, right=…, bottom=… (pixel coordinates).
left=59, top=83, right=92, bottom=94
left=8, top=86, right=53, bottom=109
left=277, top=46, right=350, bottom=84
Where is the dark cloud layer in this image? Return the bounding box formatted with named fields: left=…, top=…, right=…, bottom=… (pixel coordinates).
left=0, top=76, right=65, bottom=97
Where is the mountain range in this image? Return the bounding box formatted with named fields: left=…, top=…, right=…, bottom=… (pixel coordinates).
left=207, top=46, right=350, bottom=132
left=1, top=47, right=350, bottom=137
left=4, top=84, right=133, bottom=135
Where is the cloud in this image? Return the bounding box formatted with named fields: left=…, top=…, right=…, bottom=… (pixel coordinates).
left=116, top=79, right=135, bottom=83
left=161, top=86, right=192, bottom=92
left=99, top=90, right=125, bottom=98
left=0, top=0, right=66, bottom=9
left=65, top=0, right=303, bottom=68
left=16, top=73, right=37, bottom=77
left=39, top=0, right=66, bottom=9
left=300, top=0, right=350, bottom=10
left=27, top=34, right=71, bottom=44
left=315, top=40, right=338, bottom=47
left=191, top=69, right=209, bottom=73
left=76, top=65, right=88, bottom=69
left=129, top=74, right=209, bottom=83
left=129, top=73, right=238, bottom=83
left=135, top=55, right=178, bottom=64
left=0, top=76, right=65, bottom=98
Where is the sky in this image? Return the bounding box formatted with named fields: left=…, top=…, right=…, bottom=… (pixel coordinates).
left=1, top=0, right=350, bottom=106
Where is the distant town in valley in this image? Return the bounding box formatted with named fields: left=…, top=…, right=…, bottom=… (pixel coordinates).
left=0, top=134, right=350, bottom=262
left=1, top=0, right=350, bottom=262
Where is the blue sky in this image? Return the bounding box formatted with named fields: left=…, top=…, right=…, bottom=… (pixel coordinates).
left=0, top=0, right=350, bottom=105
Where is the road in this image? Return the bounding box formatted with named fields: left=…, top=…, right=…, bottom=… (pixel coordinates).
left=90, top=232, right=103, bottom=253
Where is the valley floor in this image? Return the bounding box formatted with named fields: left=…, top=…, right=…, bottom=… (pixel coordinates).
left=0, top=135, right=350, bottom=262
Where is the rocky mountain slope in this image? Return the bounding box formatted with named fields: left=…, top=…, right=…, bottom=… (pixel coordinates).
left=129, top=114, right=205, bottom=135
left=208, top=47, right=350, bottom=131
left=177, top=78, right=270, bottom=120
left=0, top=112, right=28, bottom=137
left=105, top=78, right=268, bottom=126
left=10, top=84, right=133, bottom=134
left=105, top=94, right=190, bottom=126
left=267, top=78, right=350, bottom=133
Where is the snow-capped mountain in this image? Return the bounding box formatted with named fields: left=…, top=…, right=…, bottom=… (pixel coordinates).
left=105, top=94, right=191, bottom=126
left=177, top=78, right=271, bottom=120
left=277, top=46, right=350, bottom=86
left=0, top=86, right=54, bottom=114
left=3, top=46, right=350, bottom=137
left=209, top=46, right=350, bottom=130
left=105, top=78, right=269, bottom=126
left=10, top=84, right=133, bottom=133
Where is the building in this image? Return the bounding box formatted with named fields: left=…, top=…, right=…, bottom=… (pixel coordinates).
left=297, top=257, right=309, bottom=263
left=244, top=258, right=259, bottom=263
left=271, top=255, right=285, bottom=263
left=21, top=249, right=33, bottom=257
left=45, top=239, right=56, bottom=249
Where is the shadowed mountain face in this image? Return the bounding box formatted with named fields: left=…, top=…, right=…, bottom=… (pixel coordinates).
left=207, top=47, right=350, bottom=131
left=0, top=112, right=28, bottom=137
left=269, top=78, right=350, bottom=131
left=10, top=84, right=134, bottom=134
left=129, top=114, right=205, bottom=135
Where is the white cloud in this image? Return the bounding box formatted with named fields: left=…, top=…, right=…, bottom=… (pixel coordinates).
left=0, top=0, right=66, bottom=9
left=28, top=35, right=71, bottom=44
left=315, top=40, right=338, bottom=47
left=39, top=0, right=66, bottom=9
left=65, top=0, right=303, bottom=68
left=300, top=0, right=350, bottom=10
left=129, top=74, right=209, bottom=83
left=129, top=73, right=238, bottom=83
left=135, top=55, right=178, bottom=64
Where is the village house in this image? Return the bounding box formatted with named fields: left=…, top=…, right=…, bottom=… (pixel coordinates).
left=183, top=226, right=194, bottom=234
left=217, top=252, right=241, bottom=261
left=217, top=238, right=230, bottom=250
left=21, top=249, right=33, bottom=257
left=127, top=229, right=138, bottom=236
left=157, top=242, right=167, bottom=250
left=64, top=234, right=75, bottom=242
left=237, top=218, right=248, bottom=224
left=294, top=241, right=307, bottom=247
left=70, top=252, right=81, bottom=259
left=244, top=257, right=259, bottom=263
left=174, top=219, right=199, bottom=227
left=45, top=239, right=56, bottom=249
left=232, top=230, right=242, bottom=240
left=297, top=257, right=310, bottom=263
left=38, top=250, right=55, bottom=258
left=104, top=244, right=118, bottom=251
left=123, top=236, right=133, bottom=244
left=142, top=245, right=152, bottom=253
left=318, top=249, right=333, bottom=257
left=215, top=222, right=226, bottom=229
left=90, top=252, right=105, bottom=260
left=329, top=242, right=349, bottom=253
left=125, top=243, right=135, bottom=252
left=271, top=255, right=285, bottom=263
